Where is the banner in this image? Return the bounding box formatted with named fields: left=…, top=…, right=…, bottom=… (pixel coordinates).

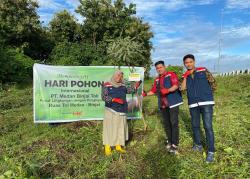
left=33, top=64, right=144, bottom=123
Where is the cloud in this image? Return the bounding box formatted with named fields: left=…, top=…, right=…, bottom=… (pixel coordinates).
left=222, top=26, right=250, bottom=39
left=124, top=0, right=250, bottom=74
left=202, top=54, right=250, bottom=73
left=37, top=0, right=82, bottom=24
left=126, top=0, right=214, bottom=13
left=226, top=0, right=250, bottom=9
left=150, top=11, right=250, bottom=73
left=151, top=16, right=219, bottom=60
left=35, top=0, right=250, bottom=73
left=37, top=0, right=66, bottom=10
left=65, top=0, right=80, bottom=8
left=39, top=12, right=54, bottom=24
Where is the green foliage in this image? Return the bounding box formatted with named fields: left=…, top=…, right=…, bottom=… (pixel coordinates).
left=166, top=65, right=184, bottom=79
left=22, top=28, right=54, bottom=61
left=0, top=75, right=249, bottom=178
left=49, top=41, right=107, bottom=66
left=49, top=10, right=81, bottom=43
left=76, top=0, right=136, bottom=45
left=0, top=46, right=35, bottom=84
left=107, top=36, right=146, bottom=68
left=0, top=0, right=54, bottom=61
left=124, top=17, right=153, bottom=76
left=0, top=0, right=40, bottom=46
left=0, top=0, right=153, bottom=84
left=76, top=0, right=153, bottom=74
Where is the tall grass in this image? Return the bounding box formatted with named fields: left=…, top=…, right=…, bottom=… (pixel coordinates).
left=0, top=75, right=249, bottom=178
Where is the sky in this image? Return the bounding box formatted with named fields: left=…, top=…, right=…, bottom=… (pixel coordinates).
left=37, top=0, right=250, bottom=74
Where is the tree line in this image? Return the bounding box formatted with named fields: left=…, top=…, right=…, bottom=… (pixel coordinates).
left=0, top=0, right=153, bottom=84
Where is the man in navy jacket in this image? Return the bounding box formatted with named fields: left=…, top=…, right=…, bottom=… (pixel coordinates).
left=180, top=54, right=216, bottom=163
left=143, top=61, right=183, bottom=154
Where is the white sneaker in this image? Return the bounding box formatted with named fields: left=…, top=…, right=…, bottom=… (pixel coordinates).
left=169, top=145, right=179, bottom=155
left=166, top=143, right=171, bottom=151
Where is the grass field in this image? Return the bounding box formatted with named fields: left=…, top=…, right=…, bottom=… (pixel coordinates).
left=0, top=75, right=249, bottom=178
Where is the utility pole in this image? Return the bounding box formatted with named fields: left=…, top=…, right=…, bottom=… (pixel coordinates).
left=218, top=9, right=224, bottom=74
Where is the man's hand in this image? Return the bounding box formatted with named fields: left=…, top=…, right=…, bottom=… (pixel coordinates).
left=182, top=70, right=192, bottom=78
left=112, top=98, right=124, bottom=104
left=142, top=90, right=147, bottom=97
left=160, top=88, right=170, bottom=95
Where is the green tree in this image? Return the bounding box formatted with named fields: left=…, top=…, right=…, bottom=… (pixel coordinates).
left=49, top=41, right=106, bottom=66
left=22, top=27, right=54, bottom=61
left=0, top=0, right=53, bottom=60
left=107, top=37, right=146, bottom=70
left=49, top=10, right=81, bottom=43
left=0, top=0, right=40, bottom=46
left=0, top=45, right=35, bottom=84
left=125, top=17, right=153, bottom=76
left=76, top=0, right=153, bottom=76
left=76, top=0, right=136, bottom=46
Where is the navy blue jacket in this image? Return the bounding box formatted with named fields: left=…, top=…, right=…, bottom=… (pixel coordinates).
left=152, top=72, right=183, bottom=109
left=102, top=82, right=133, bottom=113
left=185, top=67, right=214, bottom=108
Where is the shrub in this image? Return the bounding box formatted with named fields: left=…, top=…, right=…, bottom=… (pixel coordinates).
left=0, top=46, right=35, bottom=84
left=49, top=41, right=107, bottom=66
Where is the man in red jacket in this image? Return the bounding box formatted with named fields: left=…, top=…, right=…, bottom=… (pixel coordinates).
left=143, top=61, right=183, bottom=154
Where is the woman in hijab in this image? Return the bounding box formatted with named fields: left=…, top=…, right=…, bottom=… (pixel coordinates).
left=101, top=70, right=140, bottom=156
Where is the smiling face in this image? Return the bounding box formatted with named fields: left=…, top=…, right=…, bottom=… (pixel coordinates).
left=155, top=64, right=166, bottom=75
left=184, top=58, right=195, bottom=70
left=114, top=73, right=124, bottom=83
